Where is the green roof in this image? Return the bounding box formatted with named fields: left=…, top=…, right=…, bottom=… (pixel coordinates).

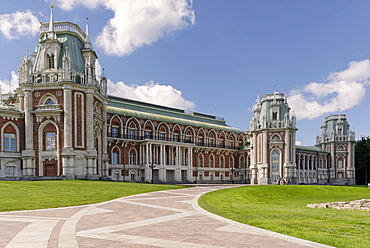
left=57, top=33, right=85, bottom=73
left=107, top=96, right=245, bottom=134
left=296, top=146, right=327, bottom=153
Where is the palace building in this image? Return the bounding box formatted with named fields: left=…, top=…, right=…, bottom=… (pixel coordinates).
left=0, top=9, right=356, bottom=185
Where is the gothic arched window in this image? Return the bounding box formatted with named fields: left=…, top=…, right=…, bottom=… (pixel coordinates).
left=45, top=98, right=55, bottom=105
left=47, top=54, right=55, bottom=69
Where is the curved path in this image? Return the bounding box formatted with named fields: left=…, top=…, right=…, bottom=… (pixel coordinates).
left=0, top=185, right=333, bottom=248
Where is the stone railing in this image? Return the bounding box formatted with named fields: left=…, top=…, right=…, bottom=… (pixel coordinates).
left=307, top=199, right=370, bottom=211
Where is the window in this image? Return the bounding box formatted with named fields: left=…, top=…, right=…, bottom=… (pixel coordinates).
left=272, top=112, right=278, bottom=120
left=45, top=132, right=56, bottom=150
left=128, top=129, right=135, bottom=139
left=220, top=157, right=224, bottom=168
left=45, top=99, right=55, bottom=105
left=159, top=132, right=165, bottom=141
left=241, top=157, right=245, bottom=168
left=198, top=155, right=203, bottom=167
left=209, top=136, right=215, bottom=147
left=111, top=127, right=118, bottom=138
left=210, top=156, right=214, bottom=168
left=229, top=157, right=234, bottom=168
left=4, top=133, right=16, bottom=151
left=185, top=135, right=191, bottom=142
left=112, top=152, right=119, bottom=164
left=229, top=140, right=234, bottom=148
left=144, top=131, right=151, bottom=139
left=5, top=166, right=15, bottom=177
left=198, top=136, right=203, bottom=146
left=337, top=159, right=343, bottom=168
left=129, top=152, right=136, bottom=165
left=271, top=150, right=280, bottom=182
left=48, top=54, right=55, bottom=69
left=173, top=133, right=179, bottom=142
left=338, top=128, right=342, bottom=135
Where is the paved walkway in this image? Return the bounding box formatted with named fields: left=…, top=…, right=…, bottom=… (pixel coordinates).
left=0, top=185, right=333, bottom=248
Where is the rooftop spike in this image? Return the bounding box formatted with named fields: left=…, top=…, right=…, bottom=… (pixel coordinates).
left=49, top=6, right=54, bottom=32
left=102, top=68, right=106, bottom=78
left=85, top=17, right=90, bottom=43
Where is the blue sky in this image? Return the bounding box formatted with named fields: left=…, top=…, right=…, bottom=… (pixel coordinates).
left=1, top=0, right=370, bottom=145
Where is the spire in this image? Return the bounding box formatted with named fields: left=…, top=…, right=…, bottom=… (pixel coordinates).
left=85, top=17, right=92, bottom=49
left=101, top=68, right=106, bottom=78
left=284, top=89, right=288, bottom=103
left=338, top=107, right=342, bottom=123
left=49, top=6, right=54, bottom=32
left=85, top=17, right=90, bottom=43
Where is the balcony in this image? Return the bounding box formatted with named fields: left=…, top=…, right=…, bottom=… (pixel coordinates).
left=107, top=133, right=241, bottom=150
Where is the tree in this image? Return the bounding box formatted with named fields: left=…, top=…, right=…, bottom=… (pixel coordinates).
left=355, top=135, right=370, bottom=185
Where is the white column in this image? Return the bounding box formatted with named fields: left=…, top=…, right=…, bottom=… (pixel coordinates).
left=145, top=143, right=150, bottom=181
left=22, top=90, right=35, bottom=177
left=61, top=87, right=75, bottom=178
left=330, top=143, right=335, bottom=179
left=284, top=131, right=290, bottom=165
left=251, top=133, right=257, bottom=184
left=187, top=147, right=193, bottom=181
left=86, top=91, right=94, bottom=149
left=63, top=87, right=72, bottom=148
left=159, top=144, right=165, bottom=181
left=24, top=91, right=33, bottom=150
left=262, top=131, right=268, bottom=165
left=175, top=146, right=181, bottom=181
left=101, top=102, right=108, bottom=176
left=85, top=90, right=97, bottom=177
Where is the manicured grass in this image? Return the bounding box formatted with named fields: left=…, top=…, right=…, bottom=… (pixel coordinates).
left=0, top=180, right=188, bottom=212
left=199, top=185, right=370, bottom=248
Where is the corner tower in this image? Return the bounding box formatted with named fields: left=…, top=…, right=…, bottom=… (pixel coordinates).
left=16, top=6, right=108, bottom=179
left=249, top=91, right=297, bottom=184
left=316, top=113, right=356, bottom=185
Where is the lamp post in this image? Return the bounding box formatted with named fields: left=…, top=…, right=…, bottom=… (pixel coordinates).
left=149, top=162, right=156, bottom=183
left=230, top=167, right=235, bottom=184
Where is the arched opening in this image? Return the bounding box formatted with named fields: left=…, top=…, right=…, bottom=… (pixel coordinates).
left=271, top=149, right=280, bottom=182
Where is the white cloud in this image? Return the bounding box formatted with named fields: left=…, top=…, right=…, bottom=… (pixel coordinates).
left=49, top=0, right=195, bottom=56
left=95, top=58, right=194, bottom=110
left=295, top=141, right=302, bottom=146
left=288, top=60, right=370, bottom=120
left=47, top=0, right=103, bottom=11
left=0, top=71, right=18, bottom=94
left=0, top=10, right=40, bottom=40
left=107, top=80, right=195, bottom=111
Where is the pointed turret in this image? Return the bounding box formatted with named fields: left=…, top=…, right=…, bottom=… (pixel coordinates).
left=63, top=46, right=71, bottom=80
left=85, top=17, right=92, bottom=49
left=48, top=6, right=55, bottom=39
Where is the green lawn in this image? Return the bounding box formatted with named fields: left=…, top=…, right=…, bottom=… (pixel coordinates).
left=198, top=185, right=370, bottom=248
left=0, top=180, right=188, bottom=212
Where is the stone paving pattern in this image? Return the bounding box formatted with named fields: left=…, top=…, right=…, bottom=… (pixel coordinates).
left=0, top=185, right=334, bottom=248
